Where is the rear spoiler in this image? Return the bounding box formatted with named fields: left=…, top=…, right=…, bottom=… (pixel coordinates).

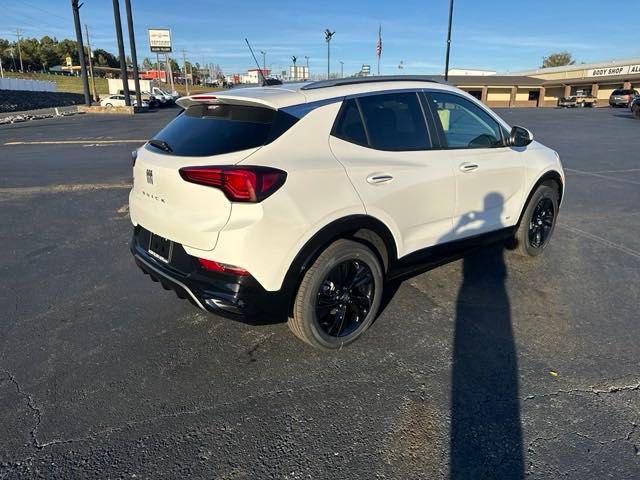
left=176, top=94, right=276, bottom=110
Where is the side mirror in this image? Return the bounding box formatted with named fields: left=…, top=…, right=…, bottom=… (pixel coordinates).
left=509, top=126, right=534, bottom=147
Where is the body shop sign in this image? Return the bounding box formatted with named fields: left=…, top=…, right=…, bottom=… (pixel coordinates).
left=588, top=64, right=640, bottom=77
left=149, top=29, right=172, bottom=53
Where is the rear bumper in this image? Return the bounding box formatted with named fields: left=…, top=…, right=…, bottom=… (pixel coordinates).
left=131, top=226, right=287, bottom=323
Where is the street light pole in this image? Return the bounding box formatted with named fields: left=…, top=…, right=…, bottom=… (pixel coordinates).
left=444, top=0, right=454, bottom=81
left=324, top=29, right=334, bottom=80
left=70, top=1, right=91, bottom=106
left=340, top=61, right=344, bottom=78
left=304, top=55, right=309, bottom=80
left=124, top=0, right=142, bottom=107
left=260, top=50, right=266, bottom=72
left=111, top=0, right=131, bottom=106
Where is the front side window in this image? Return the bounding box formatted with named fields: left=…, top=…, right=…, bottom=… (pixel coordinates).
left=358, top=92, right=430, bottom=151
left=428, top=92, right=504, bottom=149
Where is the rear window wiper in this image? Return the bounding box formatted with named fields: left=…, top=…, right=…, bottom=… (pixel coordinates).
left=148, top=139, right=173, bottom=153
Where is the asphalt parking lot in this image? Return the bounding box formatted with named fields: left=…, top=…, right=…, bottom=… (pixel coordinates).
left=1, top=106, right=639, bottom=479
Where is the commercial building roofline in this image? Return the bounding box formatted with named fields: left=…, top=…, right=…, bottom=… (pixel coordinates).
left=505, top=57, right=640, bottom=76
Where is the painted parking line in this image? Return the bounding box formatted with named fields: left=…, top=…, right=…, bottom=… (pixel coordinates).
left=4, top=140, right=147, bottom=145
left=0, top=182, right=132, bottom=199
left=564, top=168, right=640, bottom=186
left=558, top=223, right=640, bottom=260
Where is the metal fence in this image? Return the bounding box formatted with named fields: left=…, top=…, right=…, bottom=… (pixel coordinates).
left=0, top=78, right=57, bottom=92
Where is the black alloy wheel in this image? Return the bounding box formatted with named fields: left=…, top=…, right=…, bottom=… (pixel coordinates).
left=528, top=197, right=555, bottom=249
left=316, top=260, right=374, bottom=338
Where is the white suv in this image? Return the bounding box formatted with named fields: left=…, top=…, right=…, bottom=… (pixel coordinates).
left=130, top=76, right=564, bottom=349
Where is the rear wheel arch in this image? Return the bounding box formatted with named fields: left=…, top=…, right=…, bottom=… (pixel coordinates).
left=280, top=215, right=398, bottom=314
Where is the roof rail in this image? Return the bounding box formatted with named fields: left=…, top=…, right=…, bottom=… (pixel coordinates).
left=300, top=75, right=444, bottom=90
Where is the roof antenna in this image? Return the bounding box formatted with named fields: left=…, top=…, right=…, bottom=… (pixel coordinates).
left=244, top=38, right=281, bottom=86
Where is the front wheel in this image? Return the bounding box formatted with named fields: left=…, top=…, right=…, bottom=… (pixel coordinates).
left=512, top=184, right=559, bottom=257
left=288, top=239, right=383, bottom=349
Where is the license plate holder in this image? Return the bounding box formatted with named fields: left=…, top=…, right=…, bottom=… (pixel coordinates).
left=148, top=234, right=172, bottom=263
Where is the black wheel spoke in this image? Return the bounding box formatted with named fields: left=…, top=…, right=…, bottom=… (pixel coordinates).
left=528, top=196, right=555, bottom=249
left=315, top=259, right=375, bottom=338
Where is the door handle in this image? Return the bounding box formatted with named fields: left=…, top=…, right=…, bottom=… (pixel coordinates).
left=459, top=163, right=479, bottom=172
left=366, top=174, right=394, bottom=185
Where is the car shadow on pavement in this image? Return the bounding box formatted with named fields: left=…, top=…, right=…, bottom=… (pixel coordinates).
left=446, top=193, right=525, bottom=479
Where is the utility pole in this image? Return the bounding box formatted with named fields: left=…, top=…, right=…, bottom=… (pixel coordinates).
left=166, top=54, right=174, bottom=92
left=111, top=0, right=131, bottom=105
left=324, top=29, right=334, bottom=80
left=444, top=0, right=454, bottom=81
left=84, top=24, right=98, bottom=102
left=71, top=1, right=91, bottom=106
left=15, top=29, right=23, bottom=72
left=340, top=61, right=344, bottom=78
left=123, top=0, right=142, bottom=107
left=181, top=49, right=189, bottom=95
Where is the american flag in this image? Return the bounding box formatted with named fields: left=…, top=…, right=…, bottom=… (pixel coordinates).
left=376, top=25, right=382, bottom=57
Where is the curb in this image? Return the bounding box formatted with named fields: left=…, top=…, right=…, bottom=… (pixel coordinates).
left=0, top=105, right=83, bottom=125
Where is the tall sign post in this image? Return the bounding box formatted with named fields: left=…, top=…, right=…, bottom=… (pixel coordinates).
left=112, top=0, right=131, bottom=105
left=149, top=28, right=172, bottom=84
left=124, top=0, right=142, bottom=107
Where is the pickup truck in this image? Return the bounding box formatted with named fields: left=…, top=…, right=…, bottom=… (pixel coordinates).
left=557, top=95, right=597, bottom=108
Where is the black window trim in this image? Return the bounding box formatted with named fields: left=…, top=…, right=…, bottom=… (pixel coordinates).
left=330, top=89, right=435, bottom=152
left=422, top=90, right=509, bottom=150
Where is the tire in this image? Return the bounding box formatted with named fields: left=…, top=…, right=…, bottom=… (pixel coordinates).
left=105, top=103, right=113, bottom=108
left=512, top=183, right=559, bottom=257
left=288, top=239, right=384, bottom=349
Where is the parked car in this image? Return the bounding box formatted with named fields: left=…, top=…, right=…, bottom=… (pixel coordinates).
left=117, top=90, right=158, bottom=108
left=609, top=88, right=638, bottom=107
left=630, top=96, right=640, bottom=119
left=100, top=95, right=148, bottom=108
left=129, top=76, right=564, bottom=349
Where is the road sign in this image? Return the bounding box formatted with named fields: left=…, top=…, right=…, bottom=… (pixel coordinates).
left=148, top=29, right=172, bottom=53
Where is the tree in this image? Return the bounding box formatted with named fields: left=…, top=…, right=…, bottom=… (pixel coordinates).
left=93, top=48, right=119, bottom=68
left=541, top=52, right=575, bottom=68
left=142, top=57, right=153, bottom=70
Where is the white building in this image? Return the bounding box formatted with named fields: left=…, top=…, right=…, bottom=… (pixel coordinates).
left=240, top=68, right=271, bottom=84
left=289, top=65, right=309, bottom=81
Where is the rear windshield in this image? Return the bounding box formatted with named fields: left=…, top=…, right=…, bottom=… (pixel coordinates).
left=612, top=89, right=634, bottom=95
left=149, top=103, right=298, bottom=156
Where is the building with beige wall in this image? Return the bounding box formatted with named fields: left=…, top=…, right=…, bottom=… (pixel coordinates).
left=444, top=58, right=640, bottom=107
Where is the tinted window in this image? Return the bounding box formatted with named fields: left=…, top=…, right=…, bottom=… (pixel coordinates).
left=358, top=92, right=430, bottom=150
left=428, top=92, right=504, bottom=149
left=333, top=99, right=367, bottom=146
left=150, top=103, right=298, bottom=157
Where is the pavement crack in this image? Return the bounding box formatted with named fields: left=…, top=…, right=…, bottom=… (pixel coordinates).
left=524, top=378, right=640, bottom=401
left=1, top=368, right=43, bottom=449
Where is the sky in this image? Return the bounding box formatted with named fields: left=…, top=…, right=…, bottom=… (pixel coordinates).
left=1, top=0, right=638, bottom=76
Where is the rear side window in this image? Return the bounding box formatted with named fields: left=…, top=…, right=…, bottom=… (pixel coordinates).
left=150, top=103, right=298, bottom=157
left=358, top=92, right=430, bottom=151
left=333, top=99, right=367, bottom=146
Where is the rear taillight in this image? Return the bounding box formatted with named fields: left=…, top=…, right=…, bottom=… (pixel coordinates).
left=197, top=258, right=250, bottom=276
left=179, top=166, right=286, bottom=202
